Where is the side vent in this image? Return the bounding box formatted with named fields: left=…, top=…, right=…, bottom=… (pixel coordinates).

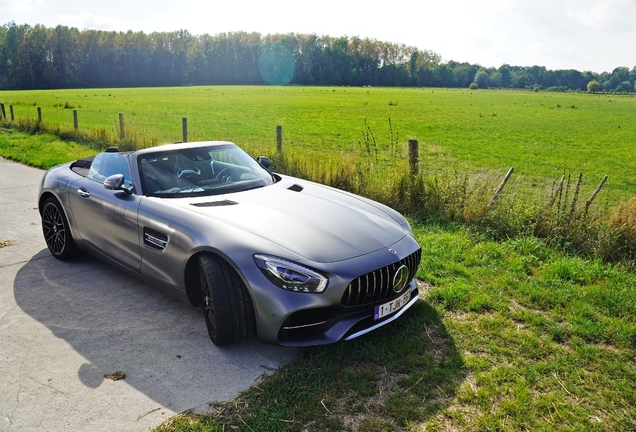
left=288, top=184, right=304, bottom=192
left=144, top=227, right=168, bottom=250
left=190, top=200, right=238, bottom=207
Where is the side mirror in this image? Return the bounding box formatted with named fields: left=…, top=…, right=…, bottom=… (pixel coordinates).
left=257, top=156, right=271, bottom=169
left=104, top=174, right=132, bottom=194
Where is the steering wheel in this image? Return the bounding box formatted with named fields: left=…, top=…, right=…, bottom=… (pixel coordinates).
left=214, top=167, right=237, bottom=183
left=177, top=165, right=201, bottom=178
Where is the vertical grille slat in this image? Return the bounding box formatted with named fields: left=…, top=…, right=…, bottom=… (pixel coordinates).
left=341, top=248, right=422, bottom=307
left=372, top=267, right=382, bottom=304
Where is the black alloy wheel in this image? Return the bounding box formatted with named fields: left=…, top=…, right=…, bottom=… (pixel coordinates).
left=41, top=197, right=77, bottom=260
left=199, top=254, right=255, bottom=346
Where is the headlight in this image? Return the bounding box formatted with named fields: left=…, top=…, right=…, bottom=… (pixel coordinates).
left=253, top=254, right=328, bottom=293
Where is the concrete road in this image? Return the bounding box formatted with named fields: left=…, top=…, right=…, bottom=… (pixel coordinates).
left=0, top=156, right=297, bottom=431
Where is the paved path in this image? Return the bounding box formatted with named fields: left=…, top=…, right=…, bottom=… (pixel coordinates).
left=0, top=156, right=297, bottom=431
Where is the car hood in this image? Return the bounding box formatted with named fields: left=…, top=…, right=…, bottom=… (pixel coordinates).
left=180, top=179, right=408, bottom=263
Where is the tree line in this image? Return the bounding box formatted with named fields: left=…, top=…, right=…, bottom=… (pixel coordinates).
left=1, top=22, right=634, bottom=92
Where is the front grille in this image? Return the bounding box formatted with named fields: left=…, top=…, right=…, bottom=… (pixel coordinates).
left=341, top=248, right=421, bottom=307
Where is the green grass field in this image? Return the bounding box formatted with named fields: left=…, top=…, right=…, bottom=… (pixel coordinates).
left=1, top=86, right=634, bottom=203
left=1, top=86, right=635, bottom=430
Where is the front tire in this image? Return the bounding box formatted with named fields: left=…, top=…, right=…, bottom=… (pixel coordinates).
left=41, top=197, right=77, bottom=260
left=199, top=254, right=255, bottom=346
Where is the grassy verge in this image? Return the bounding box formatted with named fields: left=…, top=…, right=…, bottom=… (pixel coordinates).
left=156, top=222, right=635, bottom=431
left=0, top=128, right=96, bottom=169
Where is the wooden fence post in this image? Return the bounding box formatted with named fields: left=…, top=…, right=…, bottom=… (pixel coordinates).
left=584, top=175, right=608, bottom=213
left=9, top=105, right=14, bottom=121
left=73, top=110, right=78, bottom=132
left=0, top=103, right=5, bottom=120
left=182, top=117, right=188, bottom=143
left=276, top=125, right=282, bottom=152
left=37, top=107, right=42, bottom=122
left=489, top=167, right=514, bottom=206
left=119, top=113, right=125, bottom=139
left=408, top=139, right=419, bottom=175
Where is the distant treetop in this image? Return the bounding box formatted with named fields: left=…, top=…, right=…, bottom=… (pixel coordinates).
left=0, top=22, right=633, bottom=91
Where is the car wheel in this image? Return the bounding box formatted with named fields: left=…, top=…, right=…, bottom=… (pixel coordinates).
left=41, top=197, right=78, bottom=260
left=199, top=254, right=255, bottom=346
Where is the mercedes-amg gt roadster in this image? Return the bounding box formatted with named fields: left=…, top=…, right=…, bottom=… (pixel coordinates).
left=39, top=141, right=421, bottom=346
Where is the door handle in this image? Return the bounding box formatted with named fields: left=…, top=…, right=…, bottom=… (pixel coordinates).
left=77, top=188, right=91, bottom=198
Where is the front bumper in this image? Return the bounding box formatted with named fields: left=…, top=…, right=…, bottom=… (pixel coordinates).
left=242, top=234, right=422, bottom=346
left=277, top=278, right=419, bottom=346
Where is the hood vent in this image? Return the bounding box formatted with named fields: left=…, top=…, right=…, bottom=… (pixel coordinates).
left=288, top=184, right=304, bottom=192
left=191, top=200, right=238, bottom=207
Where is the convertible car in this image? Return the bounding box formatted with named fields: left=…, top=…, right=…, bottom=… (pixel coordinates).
left=38, top=141, right=421, bottom=346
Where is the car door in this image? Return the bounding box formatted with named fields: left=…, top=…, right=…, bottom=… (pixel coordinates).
left=69, top=152, right=142, bottom=272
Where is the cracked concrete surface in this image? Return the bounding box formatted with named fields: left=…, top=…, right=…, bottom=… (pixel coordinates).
left=0, top=156, right=297, bottom=431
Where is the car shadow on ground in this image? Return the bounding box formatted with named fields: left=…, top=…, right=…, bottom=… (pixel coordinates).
left=301, top=295, right=467, bottom=429
left=13, top=250, right=297, bottom=413
left=204, top=281, right=468, bottom=430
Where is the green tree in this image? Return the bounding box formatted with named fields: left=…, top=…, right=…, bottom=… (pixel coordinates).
left=474, top=70, right=491, bottom=88
left=587, top=80, right=600, bottom=92
left=612, top=66, right=630, bottom=83
left=490, top=71, right=503, bottom=87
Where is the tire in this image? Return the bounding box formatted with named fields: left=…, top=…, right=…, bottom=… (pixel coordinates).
left=199, top=254, right=256, bottom=346
left=41, top=197, right=78, bottom=260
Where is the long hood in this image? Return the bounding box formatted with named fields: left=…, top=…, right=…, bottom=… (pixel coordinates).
left=179, top=179, right=408, bottom=263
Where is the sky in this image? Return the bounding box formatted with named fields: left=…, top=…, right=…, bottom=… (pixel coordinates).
left=1, top=0, right=635, bottom=73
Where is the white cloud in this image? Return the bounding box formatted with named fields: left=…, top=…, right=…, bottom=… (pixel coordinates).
left=572, top=0, right=636, bottom=33
left=57, top=11, right=120, bottom=30
left=8, top=0, right=42, bottom=11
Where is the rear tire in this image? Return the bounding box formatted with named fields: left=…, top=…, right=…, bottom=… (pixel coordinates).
left=41, top=197, right=77, bottom=260
left=199, top=254, right=255, bottom=346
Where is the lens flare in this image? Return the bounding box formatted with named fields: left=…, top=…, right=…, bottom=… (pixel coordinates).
left=258, top=44, right=295, bottom=85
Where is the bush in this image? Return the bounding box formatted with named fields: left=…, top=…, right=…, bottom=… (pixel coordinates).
left=587, top=80, right=600, bottom=93
left=469, top=82, right=478, bottom=90
left=545, top=86, right=567, bottom=92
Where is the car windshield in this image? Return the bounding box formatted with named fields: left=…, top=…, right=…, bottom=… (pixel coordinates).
left=138, top=144, right=275, bottom=198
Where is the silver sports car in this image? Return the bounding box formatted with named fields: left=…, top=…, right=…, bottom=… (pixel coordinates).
left=38, top=141, right=421, bottom=346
